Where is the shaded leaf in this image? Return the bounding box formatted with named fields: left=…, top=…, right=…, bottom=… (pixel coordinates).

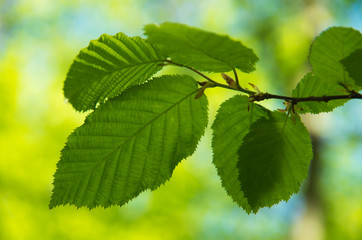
left=51, top=75, right=208, bottom=209
left=238, top=111, right=312, bottom=212
left=309, top=27, right=362, bottom=88
left=144, top=22, right=258, bottom=73
left=211, top=95, right=269, bottom=213
left=64, top=32, right=167, bottom=111
left=340, top=49, right=362, bottom=87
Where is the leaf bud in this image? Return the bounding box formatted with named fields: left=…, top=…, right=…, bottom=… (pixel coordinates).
left=221, top=73, right=237, bottom=89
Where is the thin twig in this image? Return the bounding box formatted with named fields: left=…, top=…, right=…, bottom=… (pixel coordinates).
left=164, top=60, right=254, bottom=94
left=165, top=60, right=217, bottom=83
left=163, top=60, right=362, bottom=104
left=250, top=91, right=362, bottom=103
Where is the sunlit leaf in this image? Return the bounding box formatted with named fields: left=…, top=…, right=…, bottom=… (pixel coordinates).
left=64, top=32, right=167, bottom=111
left=144, top=22, right=258, bottom=73
left=211, top=95, right=269, bottom=213
left=292, top=72, right=348, bottom=113
left=309, top=27, right=362, bottom=88
left=237, top=111, right=312, bottom=212
left=50, top=75, right=208, bottom=209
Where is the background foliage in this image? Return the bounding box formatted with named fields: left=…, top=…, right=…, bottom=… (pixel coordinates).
left=0, top=0, right=361, bottom=239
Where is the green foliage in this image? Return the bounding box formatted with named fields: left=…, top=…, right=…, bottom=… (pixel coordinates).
left=211, top=95, right=269, bottom=213
left=64, top=33, right=167, bottom=111
left=144, top=22, right=258, bottom=73
left=309, top=27, right=362, bottom=89
left=292, top=72, right=347, bottom=113
left=238, top=111, right=312, bottom=212
left=52, top=23, right=362, bottom=213
left=341, top=49, right=362, bottom=87
left=50, top=75, right=208, bottom=208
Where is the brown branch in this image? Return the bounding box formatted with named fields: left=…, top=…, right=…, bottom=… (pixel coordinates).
left=162, top=61, right=362, bottom=104
left=250, top=90, right=362, bottom=103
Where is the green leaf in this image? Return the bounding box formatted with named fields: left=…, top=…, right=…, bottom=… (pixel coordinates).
left=292, top=72, right=348, bottom=114
left=309, top=27, right=362, bottom=88
left=211, top=95, right=269, bottom=213
left=144, top=22, right=258, bottom=73
left=237, top=111, right=313, bottom=212
left=64, top=32, right=167, bottom=111
left=341, top=49, right=362, bottom=87
left=50, top=75, right=208, bottom=209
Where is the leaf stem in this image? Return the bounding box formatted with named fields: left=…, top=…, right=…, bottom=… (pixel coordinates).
left=233, top=68, right=241, bottom=90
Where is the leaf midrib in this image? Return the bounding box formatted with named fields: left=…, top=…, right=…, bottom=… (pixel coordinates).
left=60, top=87, right=200, bottom=198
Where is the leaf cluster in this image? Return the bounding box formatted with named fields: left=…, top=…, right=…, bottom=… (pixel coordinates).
left=51, top=23, right=362, bottom=213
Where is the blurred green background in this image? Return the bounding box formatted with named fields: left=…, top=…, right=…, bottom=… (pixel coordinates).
left=1, top=0, right=361, bottom=239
